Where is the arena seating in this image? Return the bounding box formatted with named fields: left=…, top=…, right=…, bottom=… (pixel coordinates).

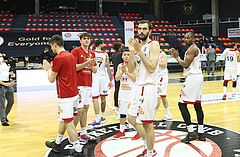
left=0, top=11, right=14, bottom=31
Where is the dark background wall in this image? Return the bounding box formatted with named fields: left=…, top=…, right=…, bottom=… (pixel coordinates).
left=163, top=0, right=211, bottom=23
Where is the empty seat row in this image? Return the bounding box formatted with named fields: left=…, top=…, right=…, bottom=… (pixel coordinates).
left=0, top=19, right=13, bottom=22
left=218, top=38, right=231, bottom=41
left=0, top=23, right=12, bottom=26
left=92, top=38, right=119, bottom=42
left=119, top=13, right=140, bottom=16
left=151, top=21, right=170, bottom=24
left=91, top=33, right=119, bottom=36
left=0, top=28, right=11, bottom=31
left=0, top=11, right=11, bottom=13
left=40, top=11, right=108, bottom=15
left=28, top=15, right=110, bottom=19
left=0, top=14, right=14, bottom=18
left=26, top=23, right=114, bottom=27
left=120, top=16, right=143, bottom=20
left=27, top=19, right=112, bottom=23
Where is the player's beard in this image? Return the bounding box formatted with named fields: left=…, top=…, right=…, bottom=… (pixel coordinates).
left=139, top=31, right=150, bottom=41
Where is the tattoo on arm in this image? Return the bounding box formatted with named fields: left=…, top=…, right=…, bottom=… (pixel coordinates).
left=106, top=54, right=112, bottom=81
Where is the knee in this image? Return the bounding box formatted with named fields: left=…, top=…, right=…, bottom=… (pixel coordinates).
left=233, top=81, right=237, bottom=88
left=120, top=114, right=127, bottom=118
left=223, top=81, right=228, bottom=87
left=194, top=103, right=203, bottom=112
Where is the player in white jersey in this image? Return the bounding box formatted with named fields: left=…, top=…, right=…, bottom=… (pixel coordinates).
left=128, top=20, right=160, bottom=157
left=216, top=42, right=240, bottom=100
left=154, top=51, right=173, bottom=120
left=88, top=40, right=112, bottom=127
left=112, top=51, right=137, bottom=139
left=169, top=32, right=205, bottom=144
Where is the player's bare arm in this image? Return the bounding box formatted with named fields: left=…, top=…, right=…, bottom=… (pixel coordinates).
left=159, top=52, right=167, bottom=68
left=90, top=58, right=97, bottom=73
left=125, top=68, right=137, bottom=82
left=237, top=51, right=240, bottom=62
left=105, top=53, right=112, bottom=87
left=136, top=40, right=160, bottom=74
left=169, top=46, right=196, bottom=68
left=128, top=38, right=136, bottom=73
left=115, top=64, right=123, bottom=81
left=42, top=60, right=58, bottom=83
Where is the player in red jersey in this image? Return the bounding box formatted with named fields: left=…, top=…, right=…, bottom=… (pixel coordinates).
left=42, top=35, right=84, bottom=157
left=71, top=32, right=97, bottom=143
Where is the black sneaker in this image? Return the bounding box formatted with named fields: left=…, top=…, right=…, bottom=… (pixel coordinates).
left=6, top=118, right=9, bottom=122
left=2, top=122, right=9, bottom=126
left=181, top=132, right=198, bottom=143
left=45, top=141, right=61, bottom=152
left=198, top=133, right=206, bottom=141
left=70, top=150, right=85, bottom=157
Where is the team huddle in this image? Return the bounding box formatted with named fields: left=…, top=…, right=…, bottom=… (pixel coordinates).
left=41, top=20, right=240, bottom=157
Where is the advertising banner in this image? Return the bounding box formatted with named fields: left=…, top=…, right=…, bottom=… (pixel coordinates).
left=0, top=32, right=60, bottom=57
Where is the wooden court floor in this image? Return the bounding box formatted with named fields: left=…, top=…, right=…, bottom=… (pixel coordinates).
left=0, top=71, right=239, bottom=157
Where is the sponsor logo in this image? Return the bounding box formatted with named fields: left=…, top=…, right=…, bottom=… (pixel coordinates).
left=64, top=33, right=71, bottom=38
left=45, top=120, right=240, bottom=157
left=0, top=36, right=4, bottom=46
left=201, top=92, right=240, bottom=104
left=182, top=2, right=194, bottom=15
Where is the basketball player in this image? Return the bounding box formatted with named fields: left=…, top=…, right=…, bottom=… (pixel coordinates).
left=112, top=51, right=137, bottom=139
left=154, top=50, right=173, bottom=120
left=169, top=32, right=205, bottom=143
left=88, top=39, right=112, bottom=127
left=216, top=42, right=240, bottom=100
left=71, top=32, right=97, bottom=142
left=128, top=20, right=160, bottom=157
left=42, top=35, right=84, bottom=156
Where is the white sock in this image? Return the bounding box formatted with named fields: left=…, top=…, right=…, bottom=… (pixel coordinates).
left=96, top=114, right=100, bottom=123
left=233, top=88, right=236, bottom=93
left=120, top=124, right=125, bottom=133
left=147, top=149, right=153, bottom=156
left=72, top=140, right=82, bottom=152
left=81, top=127, right=87, bottom=135
left=223, top=87, right=227, bottom=94
left=55, top=134, right=64, bottom=144
left=143, top=139, right=147, bottom=150
left=101, top=112, right=104, bottom=118
left=187, top=125, right=194, bottom=133
left=198, top=125, right=204, bottom=133
left=154, top=109, right=157, bottom=115
left=165, top=107, right=171, bottom=115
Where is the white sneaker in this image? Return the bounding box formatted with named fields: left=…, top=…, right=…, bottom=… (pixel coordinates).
left=162, top=114, right=173, bottom=120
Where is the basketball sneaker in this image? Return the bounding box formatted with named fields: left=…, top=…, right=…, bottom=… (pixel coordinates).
left=88, top=120, right=100, bottom=127
left=181, top=132, right=198, bottom=143
left=79, top=134, right=97, bottom=143
left=100, top=117, right=106, bottom=123
left=113, top=131, right=125, bottom=139
left=136, top=149, right=147, bottom=157
left=70, top=150, right=85, bottom=157
left=131, top=132, right=141, bottom=140
left=45, top=141, right=61, bottom=152
left=198, top=133, right=206, bottom=141
left=222, top=94, right=227, bottom=100
left=144, top=150, right=157, bottom=157
left=162, top=114, right=173, bottom=120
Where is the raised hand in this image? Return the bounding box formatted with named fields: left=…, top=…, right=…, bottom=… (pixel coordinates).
left=169, top=48, right=179, bottom=59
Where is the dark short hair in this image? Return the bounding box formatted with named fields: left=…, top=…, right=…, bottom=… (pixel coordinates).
left=80, top=32, right=91, bottom=39
left=95, top=39, right=104, bottom=47
left=49, top=35, right=64, bottom=47
left=138, top=20, right=153, bottom=30
left=113, top=42, right=122, bottom=51
left=230, top=42, right=236, bottom=48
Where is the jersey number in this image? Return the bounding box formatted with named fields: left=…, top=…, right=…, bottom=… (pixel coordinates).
left=227, top=56, right=234, bottom=62
left=97, top=61, right=102, bottom=67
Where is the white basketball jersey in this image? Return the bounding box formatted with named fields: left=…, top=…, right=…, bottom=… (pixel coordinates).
left=136, top=40, right=158, bottom=85
left=225, top=49, right=238, bottom=69
left=119, top=63, right=136, bottom=101
left=157, top=51, right=168, bottom=77
left=184, top=44, right=202, bottom=76
left=92, top=50, right=107, bottom=77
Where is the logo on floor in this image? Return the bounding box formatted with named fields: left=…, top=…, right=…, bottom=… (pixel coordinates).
left=44, top=120, right=240, bottom=157
left=201, top=93, right=240, bottom=104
